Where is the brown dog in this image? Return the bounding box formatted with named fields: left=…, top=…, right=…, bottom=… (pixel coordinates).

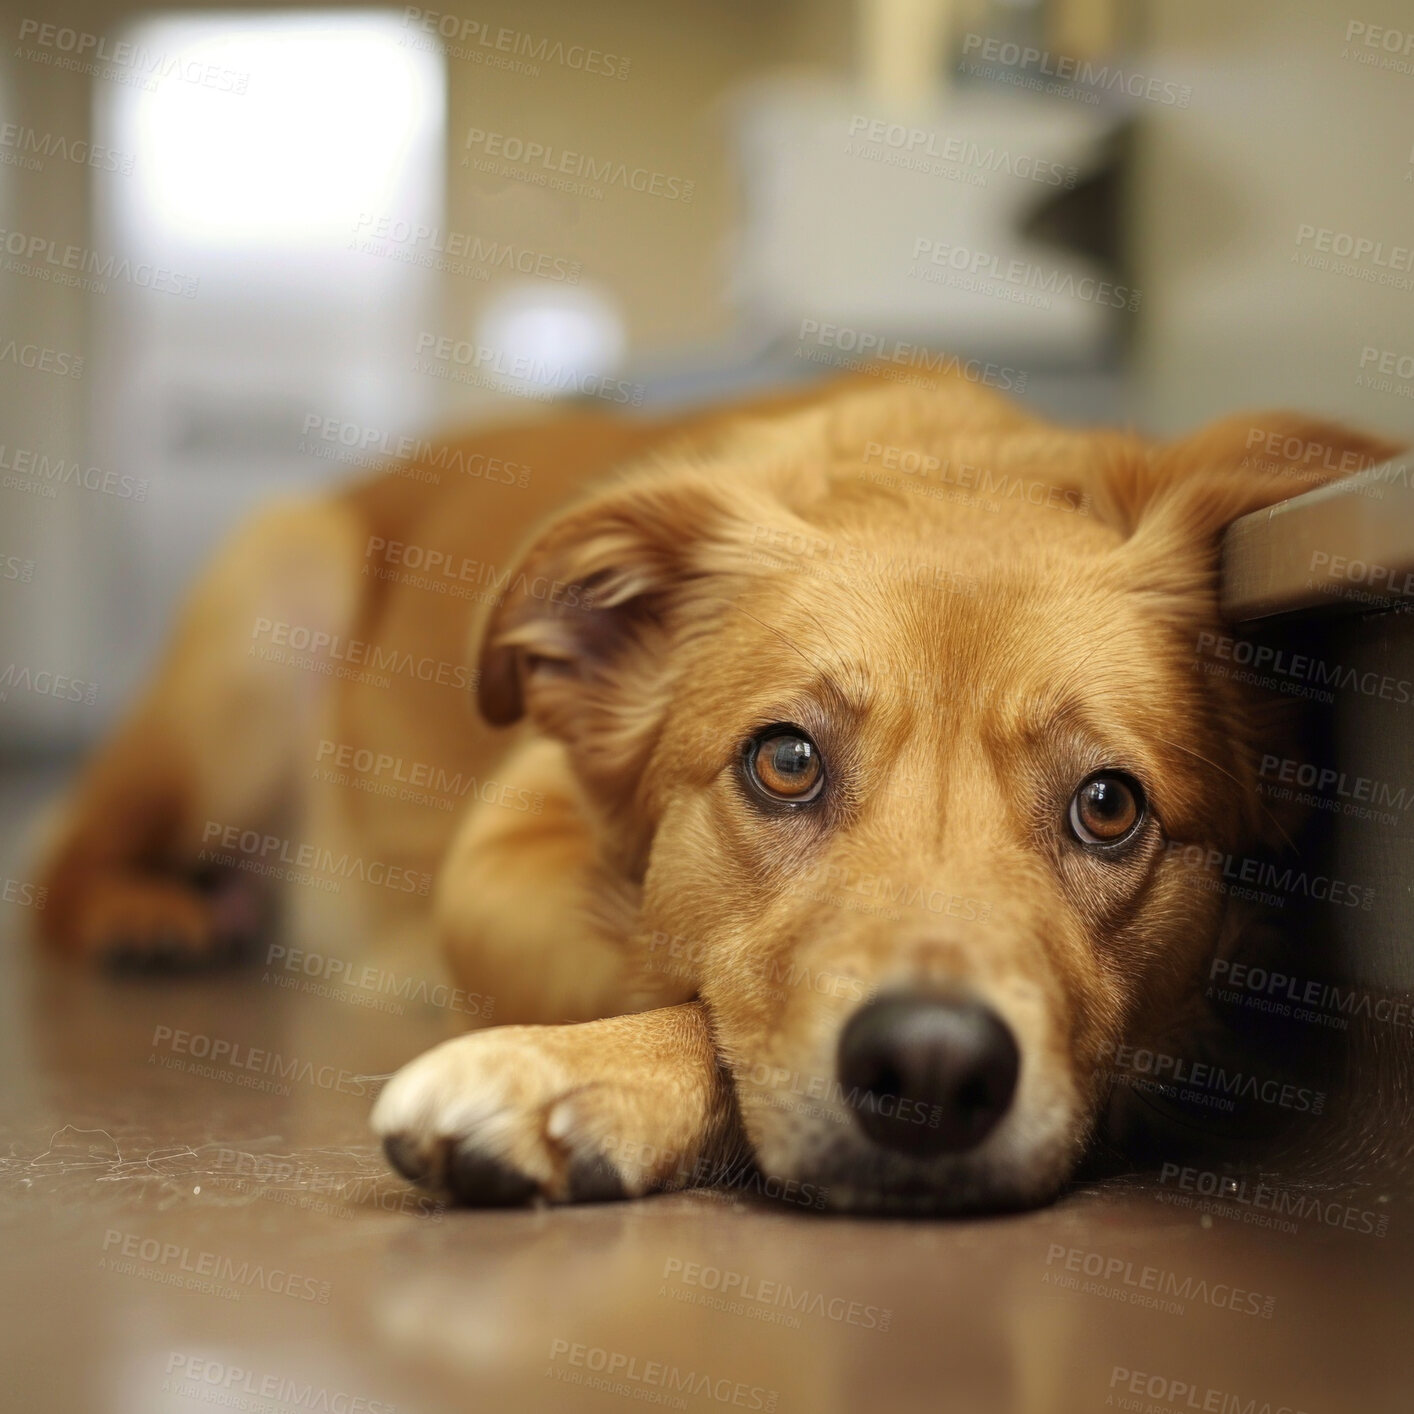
left=34, top=369, right=1399, bottom=1213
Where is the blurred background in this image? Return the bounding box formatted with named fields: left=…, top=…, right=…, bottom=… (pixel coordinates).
left=2, top=0, right=1413, bottom=752
left=5, top=10, right=1414, bottom=1410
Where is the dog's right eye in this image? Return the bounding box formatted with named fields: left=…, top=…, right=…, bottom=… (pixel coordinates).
left=744, top=727, right=824, bottom=805
left=1068, top=771, right=1145, bottom=847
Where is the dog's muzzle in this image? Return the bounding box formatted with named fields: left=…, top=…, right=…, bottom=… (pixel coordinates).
left=836, top=993, right=1020, bottom=1158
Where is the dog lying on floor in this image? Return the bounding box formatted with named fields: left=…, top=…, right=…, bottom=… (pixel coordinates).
left=34, top=369, right=1400, bottom=1213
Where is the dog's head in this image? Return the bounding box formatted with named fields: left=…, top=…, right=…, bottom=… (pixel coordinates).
left=475, top=377, right=1399, bottom=1212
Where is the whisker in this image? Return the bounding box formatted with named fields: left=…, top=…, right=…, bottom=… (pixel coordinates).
left=714, top=597, right=825, bottom=677
left=1152, top=734, right=1295, bottom=853
left=795, top=602, right=849, bottom=676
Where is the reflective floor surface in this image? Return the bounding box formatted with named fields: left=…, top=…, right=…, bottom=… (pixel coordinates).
left=3, top=763, right=1410, bottom=1414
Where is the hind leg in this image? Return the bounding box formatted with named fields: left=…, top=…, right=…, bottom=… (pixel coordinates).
left=35, top=498, right=365, bottom=968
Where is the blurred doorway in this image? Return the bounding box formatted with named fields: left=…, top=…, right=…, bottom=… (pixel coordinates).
left=87, top=9, right=445, bottom=710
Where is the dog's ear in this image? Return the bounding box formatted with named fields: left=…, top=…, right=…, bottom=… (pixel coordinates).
left=474, top=464, right=803, bottom=758
left=479, top=472, right=718, bottom=730
left=1108, top=410, right=1404, bottom=602
left=1104, top=412, right=1403, bottom=849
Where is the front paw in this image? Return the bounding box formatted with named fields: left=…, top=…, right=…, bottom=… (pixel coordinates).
left=371, top=1028, right=643, bottom=1206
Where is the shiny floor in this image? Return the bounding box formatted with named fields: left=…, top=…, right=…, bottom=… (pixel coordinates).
left=3, top=763, right=1411, bottom=1414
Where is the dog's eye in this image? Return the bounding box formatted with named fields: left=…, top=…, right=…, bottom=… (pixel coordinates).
left=1068, top=772, right=1145, bottom=847
left=746, top=727, right=824, bottom=804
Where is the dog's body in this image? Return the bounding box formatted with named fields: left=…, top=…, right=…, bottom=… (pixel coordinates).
left=36, top=370, right=1399, bottom=1213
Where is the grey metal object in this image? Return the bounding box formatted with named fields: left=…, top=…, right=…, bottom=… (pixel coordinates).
left=1221, top=458, right=1414, bottom=1000
left=1221, top=458, right=1414, bottom=622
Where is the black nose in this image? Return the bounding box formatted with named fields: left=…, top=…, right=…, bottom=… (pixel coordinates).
left=837, top=994, right=1020, bottom=1157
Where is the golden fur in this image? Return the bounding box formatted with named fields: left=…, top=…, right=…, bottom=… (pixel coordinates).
left=35, top=369, right=1400, bottom=1212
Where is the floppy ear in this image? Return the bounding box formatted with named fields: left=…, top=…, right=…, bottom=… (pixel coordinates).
left=473, top=462, right=817, bottom=815
left=478, top=472, right=728, bottom=728
left=1106, top=410, right=1404, bottom=602
left=1102, top=412, right=1403, bottom=848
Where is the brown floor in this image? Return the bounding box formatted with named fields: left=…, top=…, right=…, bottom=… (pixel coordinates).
left=3, top=763, right=1411, bottom=1414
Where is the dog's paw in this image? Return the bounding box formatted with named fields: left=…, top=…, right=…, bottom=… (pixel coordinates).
left=371, top=1028, right=649, bottom=1206
left=73, top=873, right=255, bottom=973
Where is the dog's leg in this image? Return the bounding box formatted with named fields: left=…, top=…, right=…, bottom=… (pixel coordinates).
left=434, top=738, right=684, bottom=1025
left=372, top=1001, right=738, bottom=1204
left=35, top=500, right=364, bottom=967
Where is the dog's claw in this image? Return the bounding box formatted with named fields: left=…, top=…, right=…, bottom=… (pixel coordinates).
left=382, top=1134, right=430, bottom=1185
left=447, top=1148, right=540, bottom=1206
left=565, top=1153, right=628, bottom=1203
left=371, top=1029, right=663, bottom=1206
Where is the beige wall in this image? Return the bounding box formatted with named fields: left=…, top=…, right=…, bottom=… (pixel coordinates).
left=9, top=0, right=1413, bottom=439
left=433, top=0, right=807, bottom=422
left=0, top=0, right=834, bottom=745
left=0, top=0, right=841, bottom=448
left=1132, top=0, right=1414, bottom=440
left=5, top=0, right=1413, bottom=747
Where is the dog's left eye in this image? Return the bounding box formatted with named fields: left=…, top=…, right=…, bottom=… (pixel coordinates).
left=745, top=727, right=824, bottom=804
left=1068, top=771, right=1145, bottom=847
